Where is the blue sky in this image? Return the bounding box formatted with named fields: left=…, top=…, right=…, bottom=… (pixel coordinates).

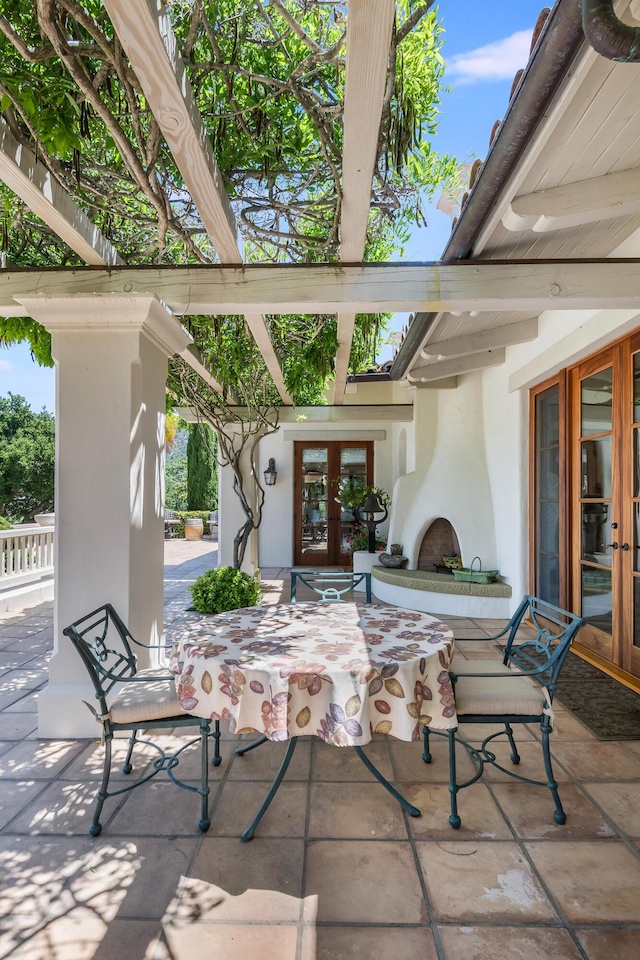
left=0, top=0, right=544, bottom=408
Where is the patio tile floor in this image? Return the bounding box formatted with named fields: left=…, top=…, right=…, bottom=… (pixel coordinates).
left=1, top=540, right=639, bottom=958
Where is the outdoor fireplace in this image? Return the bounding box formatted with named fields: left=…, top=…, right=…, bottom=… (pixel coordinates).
left=417, top=518, right=460, bottom=573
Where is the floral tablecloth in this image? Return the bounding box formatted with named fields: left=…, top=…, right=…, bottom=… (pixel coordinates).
left=169, top=602, right=457, bottom=746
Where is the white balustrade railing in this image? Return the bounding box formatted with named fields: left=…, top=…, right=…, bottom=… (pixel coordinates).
left=0, top=526, right=55, bottom=587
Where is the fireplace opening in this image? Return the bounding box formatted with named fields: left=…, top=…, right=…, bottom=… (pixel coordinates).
left=418, top=518, right=461, bottom=573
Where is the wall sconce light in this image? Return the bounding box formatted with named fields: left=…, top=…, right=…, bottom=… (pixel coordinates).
left=263, top=457, right=277, bottom=487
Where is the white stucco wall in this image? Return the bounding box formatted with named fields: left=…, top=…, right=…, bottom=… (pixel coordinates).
left=395, top=305, right=640, bottom=614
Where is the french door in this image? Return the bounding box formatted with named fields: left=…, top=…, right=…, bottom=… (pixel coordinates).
left=293, top=441, right=373, bottom=567
left=568, top=336, right=640, bottom=679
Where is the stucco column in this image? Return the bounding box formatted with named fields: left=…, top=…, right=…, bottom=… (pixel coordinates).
left=16, top=295, right=191, bottom=737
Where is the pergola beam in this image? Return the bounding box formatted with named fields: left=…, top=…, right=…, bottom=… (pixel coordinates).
left=3, top=260, right=640, bottom=316
left=334, top=0, right=395, bottom=403
left=103, top=0, right=291, bottom=404
left=0, top=118, right=122, bottom=267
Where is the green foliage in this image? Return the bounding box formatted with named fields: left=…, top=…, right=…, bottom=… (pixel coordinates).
left=190, top=566, right=262, bottom=615
left=0, top=515, right=11, bottom=530
left=335, top=479, right=391, bottom=510
left=0, top=394, right=55, bottom=521
left=0, top=2, right=457, bottom=403
left=0, top=315, right=53, bottom=367
left=187, top=423, right=218, bottom=510
left=165, top=457, right=188, bottom=511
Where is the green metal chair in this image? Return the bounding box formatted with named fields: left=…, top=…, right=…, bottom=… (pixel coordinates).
left=64, top=603, right=221, bottom=836
left=423, top=595, right=584, bottom=829
left=290, top=569, right=372, bottom=602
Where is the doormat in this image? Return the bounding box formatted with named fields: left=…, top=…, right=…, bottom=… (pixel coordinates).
left=515, top=649, right=640, bottom=741
left=553, top=654, right=640, bottom=741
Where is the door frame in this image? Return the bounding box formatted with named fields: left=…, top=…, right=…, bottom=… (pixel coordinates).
left=293, top=440, right=373, bottom=567
left=530, top=328, right=640, bottom=683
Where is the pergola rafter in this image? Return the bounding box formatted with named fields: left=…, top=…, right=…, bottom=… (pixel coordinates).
left=333, top=0, right=395, bottom=404
left=102, top=0, right=293, bottom=405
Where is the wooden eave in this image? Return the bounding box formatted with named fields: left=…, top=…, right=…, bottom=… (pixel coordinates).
left=401, top=0, right=640, bottom=385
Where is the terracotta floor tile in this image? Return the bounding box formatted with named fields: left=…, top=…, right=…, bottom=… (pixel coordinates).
left=576, top=928, right=640, bottom=959
left=417, top=840, right=558, bottom=923
left=208, top=780, right=307, bottom=838
left=227, top=738, right=311, bottom=781
left=9, top=913, right=109, bottom=960
left=438, top=925, right=584, bottom=959
left=535, top=709, right=597, bottom=741
left=478, top=740, right=570, bottom=783
left=174, top=837, right=305, bottom=922
left=304, top=839, right=427, bottom=923
left=525, top=839, right=640, bottom=922
left=311, top=925, right=438, bottom=960
left=308, top=781, right=409, bottom=839
left=71, top=837, right=199, bottom=921
left=550, top=741, right=640, bottom=781
left=0, top=835, right=96, bottom=918
left=0, top=713, right=38, bottom=740
left=163, top=921, right=299, bottom=960
left=0, top=740, right=84, bottom=780
left=492, top=782, right=616, bottom=839
left=107, top=779, right=220, bottom=838
left=59, top=739, right=156, bottom=782
left=0, top=780, right=46, bottom=831
left=7, top=780, right=109, bottom=836
left=388, top=739, right=476, bottom=782
left=311, top=739, right=393, bottom=780
left=453, top=646, right=504, bottom=663
left=4, top=691, right=41, bottom=713
left=584, top=781, right=640, bottom=837
left=405, top=782, right=512, bottom=839
left=457, top=721, right=535, bottom=742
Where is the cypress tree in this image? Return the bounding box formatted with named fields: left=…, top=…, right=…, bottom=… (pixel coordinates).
left=187, top=423, right=218, bottom=510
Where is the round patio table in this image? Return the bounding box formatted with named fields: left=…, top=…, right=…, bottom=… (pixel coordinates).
left=170, top=601, right=457, bottom=838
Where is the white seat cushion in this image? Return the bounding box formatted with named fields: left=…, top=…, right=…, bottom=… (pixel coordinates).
left=109, top=668, right=184, bottom=724
left=452, top=666, right=546, bottom=717
left=450, top=656, right=513, bottom=675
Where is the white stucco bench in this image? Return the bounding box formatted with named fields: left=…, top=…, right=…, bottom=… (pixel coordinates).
left=371, top=566, right=512, bottom=619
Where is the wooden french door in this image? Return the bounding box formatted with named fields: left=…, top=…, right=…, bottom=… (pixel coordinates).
left=569, top=335, right=640, bottom=679
left=293, top=441, right=373, bottom=567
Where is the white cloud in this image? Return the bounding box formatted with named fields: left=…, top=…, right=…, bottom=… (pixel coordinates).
left=445, top=29, right=533, bottom=85
left=0, top=359, right=13, bottom=371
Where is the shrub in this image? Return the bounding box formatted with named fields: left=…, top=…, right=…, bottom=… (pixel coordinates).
left=0, top=516, right=11, bottom=530
left=345, top=523, right=387, bottom=553
left=190, top=566, right=262, bottom=614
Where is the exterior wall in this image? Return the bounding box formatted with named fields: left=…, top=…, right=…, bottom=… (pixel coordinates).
left=395, top=307, right=640, bottom=615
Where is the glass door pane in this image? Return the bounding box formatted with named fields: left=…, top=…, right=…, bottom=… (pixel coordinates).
left=579, top=366, right=613, bottom=638
left=299, top=448, right=329, bottom=563
left=338, top=447, right=368, bottom=561
left=534, top=385, right=560, bottom=606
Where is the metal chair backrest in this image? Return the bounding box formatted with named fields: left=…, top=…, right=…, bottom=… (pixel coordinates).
left=290, top=570, right=372, bottom=603
left=63, top=603, right=139, bottom=715
left=499, top=595, right=584, bottom=699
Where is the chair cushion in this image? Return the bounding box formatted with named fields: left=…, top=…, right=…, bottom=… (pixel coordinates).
left=452, top=667, right=546, bottom=717
left=110, top=668, right=184, bottom=724
left=450, top=656, right=513, bottom=674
